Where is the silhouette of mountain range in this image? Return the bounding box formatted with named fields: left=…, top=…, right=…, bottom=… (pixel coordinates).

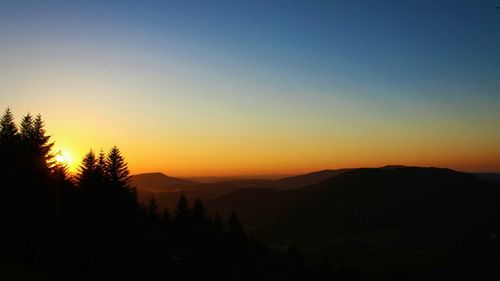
left=203, top=166, right=500, bottom=277
left=205, top=167, right=500, bottom=257
left=208, top=167, right=500, bottom=236
left=131, top=172, right=196, bottom=192
left=267, top=169, right=352, bottom=190
left=132, top=169, right=353, bottom=210
left=133, top=168, right=500, bottom=218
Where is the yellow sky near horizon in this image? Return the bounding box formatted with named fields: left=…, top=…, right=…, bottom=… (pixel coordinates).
left=37, top=107, right=500, bottom=177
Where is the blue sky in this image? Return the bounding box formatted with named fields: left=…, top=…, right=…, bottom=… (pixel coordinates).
left=1, top=0, right=499, bottom=175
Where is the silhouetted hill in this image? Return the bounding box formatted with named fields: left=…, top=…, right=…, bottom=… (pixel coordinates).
left=207, top=167, right=500, bottom=278
left=131, top=172, right=196, bottom=192
left=208, top=166, right=500, bottom=243
left=136, top=170, right=349, bottom=210
left=269, top=168, right=500, bottom=240
left=138, top=179, right=276, bottom=211
left=204, top=187, right=285, bottom=228
left=268, top=169, right=351, bottom=190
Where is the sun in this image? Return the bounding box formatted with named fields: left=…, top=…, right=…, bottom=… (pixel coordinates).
left=54, top=149, right=75, bottom=167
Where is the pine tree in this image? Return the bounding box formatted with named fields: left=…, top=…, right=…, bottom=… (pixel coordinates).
left=17, top=113, right=54, bottom=176
left=0, top=108, right=18, bottom=144
left=147, top=197, right=159, bottom=219
left=106, top=146, right=132, bottom=192
left=51, top=162, right=74, bottom=215
left=52, top=162, right=71, bottom=182
left=0, top=108, right=19, bottom=232
left=174, top=194, right=190, bottom=224
left=104, top=146, right=137, bottom=214
left=95, top=149, right=107, bottom=180
left=227, top=212, right=245, bottom=241
left=76, top=150, right=97, bottom=189
left=19, top=113, right=34, bottom=141
left=0, top=108, right=19, bottom=173
left=192, top=198, right=207, bottom=224
left=32, top=114, right=54, bottom=168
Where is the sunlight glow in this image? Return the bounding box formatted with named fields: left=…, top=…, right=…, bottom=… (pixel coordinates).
left=54, top=148, right=75, bottom=170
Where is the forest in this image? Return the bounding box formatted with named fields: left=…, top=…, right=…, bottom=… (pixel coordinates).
left=0, top=108, right=356, bottom=280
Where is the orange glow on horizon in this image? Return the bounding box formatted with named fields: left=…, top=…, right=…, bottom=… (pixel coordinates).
left=43, top=112, right=500, bottom=178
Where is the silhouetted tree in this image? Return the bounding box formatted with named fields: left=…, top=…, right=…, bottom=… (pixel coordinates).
left=19, top=113, right=34, bottom=141
left=192, top=198, right=207, bottom=225
left=0, top=108, right=18, bottom=143
left=0, top=108, right=19, bottom=249
left=0, top=108, right=19, bottom=177
left=51, top=162, right=75, bottom=217
left=147, top=197, right=159, bottom=220
left=227, top=211, right=245, bottom=241
left=32, top=114, right=55, bottom=170
left=106, top=146, right=136, bottom=208
left=174, top=194, right=191, bottom=225
left=106, top=146, right=132, bottom=189
left=17, top=113, right=54, bottom=177
left=76, top=150, right=98, bottom=189
left=95, top=149, right=107, bottom=181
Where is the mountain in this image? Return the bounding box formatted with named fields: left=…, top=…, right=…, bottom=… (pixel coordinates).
left=134, top=169, right=349, bottom=210
left=138, top=179, right=276, bottom=211
left=208, top=166, right=500, bottom=242
left=131, top=172, right=196, bottom=193
left=206, top=167, right=500, bottom=278
left=268, top=169, right=351, bottom=190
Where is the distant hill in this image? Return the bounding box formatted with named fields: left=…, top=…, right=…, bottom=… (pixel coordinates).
left=134, top=169, right=349, bottom=210
left=207, top=167, right=500, bottom=243
left=268, top=169, right=351, bottom=190
left=131, top=172, right=196, bottom=193
left=135, top=167, right=500, bottom=278
left=137, top=179, right=276, bottom=211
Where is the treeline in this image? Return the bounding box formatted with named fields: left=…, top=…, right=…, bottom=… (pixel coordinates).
left=0, top=108, right=355, bottom=281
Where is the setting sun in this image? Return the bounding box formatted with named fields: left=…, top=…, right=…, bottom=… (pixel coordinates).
left=54, top=148, right=75, bottom=170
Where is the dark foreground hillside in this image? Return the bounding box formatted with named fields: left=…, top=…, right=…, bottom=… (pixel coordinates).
left=208, top=167, right=500, bottom=280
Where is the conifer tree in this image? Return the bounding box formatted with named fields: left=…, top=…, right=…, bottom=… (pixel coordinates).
left=147, top=197, right=159, bottom=219
left=17, top=113, right=54, bottom=176
left=104, top=146, right=137, bottom=214
left=0, top=108, right=18, bottom=230
left=227, top=212, right=245, bottom=240
left=32, top=114, right=54, bottom=166
left=51, top=162, right=74, bottom=215
left=0, top=108, right=19, bottom=173
left=76, top=150, right=97, bottom=189
left=95, top=149, right=107, bottom=181
left=192, top=198, right=207, bottom=224
left=0, top=108, right=18, bottom=143
left=19, top=113, right=34, bottom=141
left=174, top=194, right=191, bottom=224
left=106, top=146, right=132, bottom=192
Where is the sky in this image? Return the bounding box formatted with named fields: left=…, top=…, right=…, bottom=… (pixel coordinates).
left=1, top=0, right=500, bottom=176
